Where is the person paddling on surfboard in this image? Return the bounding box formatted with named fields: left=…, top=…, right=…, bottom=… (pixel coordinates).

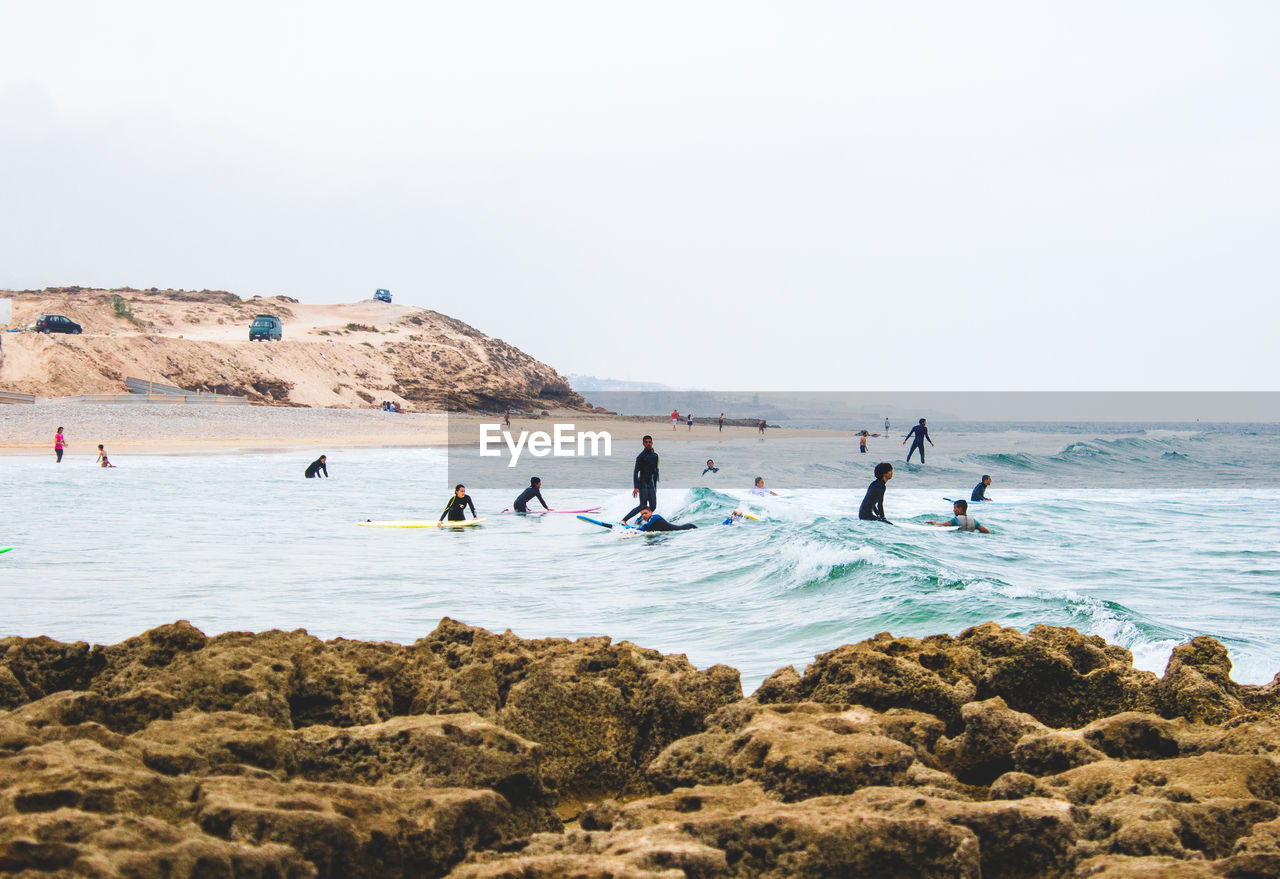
left=859, top=462, right=893, bottom=523
left=903, top=418, right=933, bottom=464
left=439, top=484, right=477, bottom=524
left=927, top=499, right=990, bottom=533
left=512, top=476, right=549, bottom=513
left=622, top=436, right=660, bottom=524
left=971, top=475, right=993, bottom=502
left=636, top=508, right=697, bottom=532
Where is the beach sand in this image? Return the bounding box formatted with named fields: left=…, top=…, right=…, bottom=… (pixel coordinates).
left=0, top=405, right=846, bottom=455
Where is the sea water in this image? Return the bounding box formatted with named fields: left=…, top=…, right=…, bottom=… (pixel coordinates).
left=2, top=423, right=1278, bottom=694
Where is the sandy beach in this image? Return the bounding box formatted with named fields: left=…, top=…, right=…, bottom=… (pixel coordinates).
left=0, top=404, right=846, bottom=455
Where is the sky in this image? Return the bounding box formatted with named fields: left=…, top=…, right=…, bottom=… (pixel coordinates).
left=2, top=2, right=1278, bottom=393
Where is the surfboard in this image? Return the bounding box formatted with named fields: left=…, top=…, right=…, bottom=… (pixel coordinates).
left=576, top=515, right=635, bottom=530
left=0, top=547, right=12, bottom=554
left=500, top=507, right=603, bottom=515
left=894, top=521, right=955, bottom=532
left=359, top=519, right=486, bottom=528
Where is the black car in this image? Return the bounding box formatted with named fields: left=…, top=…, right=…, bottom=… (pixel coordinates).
left=249, top=314, right=283, bottom=341
left=35, top=314, right=82, bottom=334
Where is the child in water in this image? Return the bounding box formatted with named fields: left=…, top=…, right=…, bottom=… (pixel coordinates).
left=96, top=444, right=116, bottom=468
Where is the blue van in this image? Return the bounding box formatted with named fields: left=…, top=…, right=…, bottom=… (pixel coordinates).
left=249, top=314, right=283, bottom=341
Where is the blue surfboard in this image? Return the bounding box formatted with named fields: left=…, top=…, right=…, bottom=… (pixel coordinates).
left=576, top=515, right=636, bottom=530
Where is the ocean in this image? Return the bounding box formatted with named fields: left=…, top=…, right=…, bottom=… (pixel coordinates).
left=3, top=422, right=1278, bottom=694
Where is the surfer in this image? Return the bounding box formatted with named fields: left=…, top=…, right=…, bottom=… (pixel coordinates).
left=439, top=484, right=477, bottom=523
left=718, top=413, right=724, bottom=432
left=902, top=418, right=934, bottom=464
left=927, top=499, right=990, bottom=533
left=702, top=459, right=719, bottom=476
left=971, top=475, right=993, bottom=502
left=749, top=477, right=779, bottom=497
left=96, top=444, right=116, bottom=468
left=859, top=430, right=869, bottom=454
left=622, top=435, right=660, bottom=524
left=54, top=427, right=66, bottom=463
left=304, top=455, right=328, bottom=478
left=858, top=462, right=893, bottom=523
left=513, top=476, right=549, bottom=513
left=636, top=508, right=697, bottom=532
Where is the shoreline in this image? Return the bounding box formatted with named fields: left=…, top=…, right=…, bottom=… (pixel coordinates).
left=0, top=405, right=848, bottom=455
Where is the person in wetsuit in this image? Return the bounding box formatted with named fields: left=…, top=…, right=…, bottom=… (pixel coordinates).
left=305, top=455, right=328, bottom=478
left=928, top=499, right=990, bottom=533
left=971, top=475, right=993, bottom=502
left=622, top=436, right=660, bottom=524
left=858, top=462, right=893, bottom=523
left=636, top=508, right=697, bottom=532
left=439, top=484, right=477, bottom=523
left=702, top=459, right=719, bottom=476
left=902, top=418, right=933, bottom=463
left=513, top=476, right=549, bottom=513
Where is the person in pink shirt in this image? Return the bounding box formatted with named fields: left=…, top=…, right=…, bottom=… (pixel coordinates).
left=54, top=427, right=66, bottom=463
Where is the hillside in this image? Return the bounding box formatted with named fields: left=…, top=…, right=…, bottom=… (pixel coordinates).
left=0, top=287, right=589, bottom=411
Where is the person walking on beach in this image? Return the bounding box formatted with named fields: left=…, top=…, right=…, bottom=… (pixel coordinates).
left=859, top=462, right=893, bottom=523
left=671, top=410, right=680, bottom=430
left=757, top=420, right=767, bottom=436
left=304, top=455, right=328, bottom=478
left=686, top=413, right=694, bottom=431
left=95, top=444, right=116, bottom=468
left=503, top=410, right=511, bottom=428
left=972, top=475, right=994, bottom=502
left=749, top=477, right=779, bottom=497
left=54, top=427, right=66, bottom=463
left=859, top=430, right=869, bottom=454
left=885, top=417, right=890, bottom=431
left=439, top=484, right=477, bottom=523
left=702, top=459, right=719, bottom=476
left=903, top=418, right=933, bottom=464
left=635, top=508, right=697, bottom=532
left=718, top=413, right=724, bottom=432
left=928, top=499, right=990, bottom=533
left=622, top=435, right=660, bottom=524
left=512, top=476, right=549, bottom=513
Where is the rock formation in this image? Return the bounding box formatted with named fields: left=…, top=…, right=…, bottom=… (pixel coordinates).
left=4, top=620, right=1280, bottom=877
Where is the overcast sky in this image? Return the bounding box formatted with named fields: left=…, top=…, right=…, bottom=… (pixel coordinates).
left=2, top=2, right=1277, bottom=393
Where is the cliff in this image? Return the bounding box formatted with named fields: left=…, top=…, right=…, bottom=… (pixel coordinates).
left=0, top=287, right=589, bottom=411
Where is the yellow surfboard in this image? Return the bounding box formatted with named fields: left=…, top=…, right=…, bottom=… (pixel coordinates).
left=358, top=519, right=486, bottom=529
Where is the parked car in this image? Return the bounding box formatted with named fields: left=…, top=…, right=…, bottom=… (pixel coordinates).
left=35, top=314, right=82, bottom=334
left=374, top=288, right=392, bottom=303
left=249, top=314, right=283, bottom=341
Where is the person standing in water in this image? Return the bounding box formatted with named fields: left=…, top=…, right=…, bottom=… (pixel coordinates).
left=305, top=455, right=328, bottom=478
left=512, top=476, right=549, bottom=513
left=859, top=462, right=893, bottom=523
left=96, top=444, right=116, bottom=468
left=702, top=459, right=719, bottom=476
left=928, top=499, right=990, bottom=533
left=622, top=435, right=660, bottom=524
left=635, top=508, right=697, bottom=532
left=859, top=431, right=869, bottom=454
left=902, top=418, right=933, bottom=464
left=439, top=484, right=477, bottom=523
left=749, top=476, right=779, bottom=497
left=971, top=475, right=994, bottom=502
left=54, top=427, right=66, bottom=463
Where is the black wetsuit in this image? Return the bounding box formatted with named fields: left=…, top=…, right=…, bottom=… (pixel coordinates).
left=904, top=424, right=931, bottom=463
left=971, top=481, right=988, bottom=502
left=702, top=467, right=719, bottom=475
left=440, top=494, right=476, bottom=521
left=637, top=515, right=696, bottom=532
left=858, top=478, right=889, bottom=522
left=513, top=485, right=547, bottom=513
left=304, top=458, right=328, bottom=478
left=623, top=448, right=660, bottom=523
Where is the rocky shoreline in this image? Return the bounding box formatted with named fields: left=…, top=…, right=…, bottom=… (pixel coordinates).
left=3, top=621, right=1279, bottom=877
